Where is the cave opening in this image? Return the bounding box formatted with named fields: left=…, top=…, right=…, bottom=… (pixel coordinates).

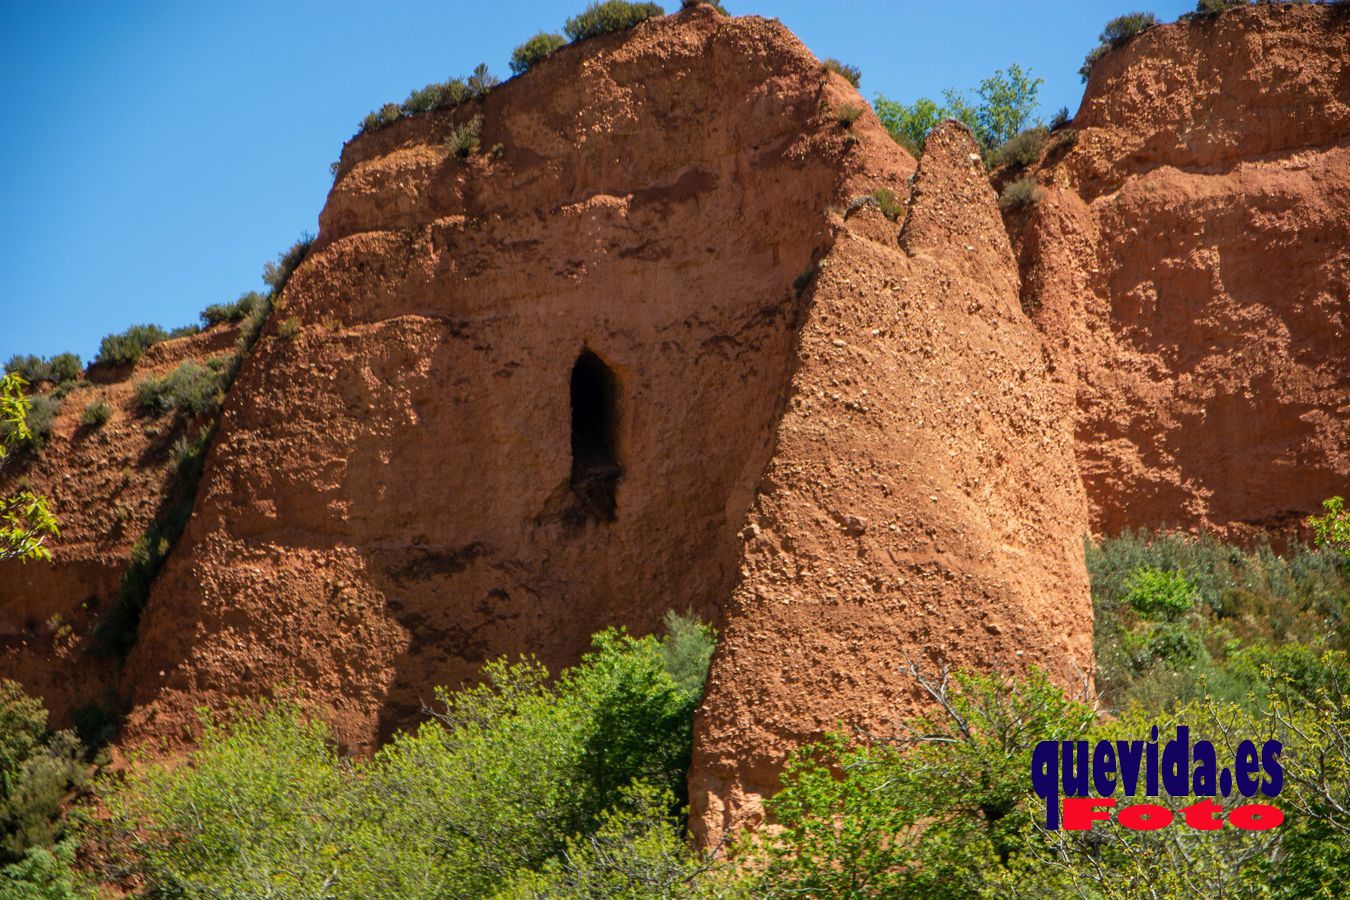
left=569, top=351, right=622, bottom=521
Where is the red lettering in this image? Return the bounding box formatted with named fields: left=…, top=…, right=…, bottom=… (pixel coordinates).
left=1182, top=798, right=1225, bottom=831
left=1062, top=797, right=1116, bottom=830
left=1229, top=804, right=1284, bottom=831
left=1119, top=803, right=1174, bottom=831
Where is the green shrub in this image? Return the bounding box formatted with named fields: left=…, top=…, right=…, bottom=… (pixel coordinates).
left=447, top=114, right=483, bottom=157
left=0, top=681, right=87, bottom=866
left=510, top=32, right=568, bottom=74
left=2, top=355, right=81, bottom=388
left=1049, top=105, right=1071, bottom=129
left=876, top=65, right=1039, bottom=155
left=133, top=361, right=226, bottom=418
left=1081, top=12, right=1160, bottom=81
left=564, top=1, right=665, bottom=42
left=94, top=324, right=169, bottom=367
left=276, top=317, right=301, bottom=340
left=870, top=187, right=905, bottom=221
left=79, top=400, right=112, bottom=429
left=822, top=58, right=861, bottom=88
left=360, top=102, right=402, bottom=134
left=262, top=233, right=314, bottom=296
left=998, top=176, right=1044, bottom=211
left=1308, top=496, right=1349, bottom=559
left=682, top=0, right=727, bottom=12
left=200, top=292, right=262, bottom=328
left=2, top=395, right=61, bottom=451
left=402, top=79, right=469, bottom=115
left=98, top=615, right=714, bottom=897
left=1195, top=0, right=1247, bottom=14
left=1124, top=566, right=1197, bottom=620
left=832, top=102, right=864, bottom=127
left=991, top=125, right=1048, bottom=168
left=466, top=63, right=498, bottom=98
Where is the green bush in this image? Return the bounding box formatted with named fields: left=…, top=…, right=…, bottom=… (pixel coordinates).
left=133, top=361, right=226, bottom=418
left=94, top=324, right=169, bottom=367
left=360, top=102, right=402, bottom=134
left=1309, top=496, right=1349, bottom=559
left=0, top=681, right=87, bottom=866
left=262, top=233, right=314, bottom=296
left=0, top=395, right=61, bottom=451
left=402, top=79, right=469, bottom=115
left=832, top=103, right=864, bottom=127
left=98, top=615, right=715, bottom=897
left=682, top=0, right=727, bottom=12
left=1081, top=12, right=1160, bottom=82
left=1195, top=0, right=1247, bottom=15
left=564, top=1, right=665, bottom=42
left=466, top=63, right=498, bottom=98
left=1124, top=566, right=1197, bottom=620
left=991, top=125, right=1048, bottom=168
left=998, top=176, right=1044, bottom=211
left=870, top=187, right=904, bottom=221
left=876, top=64, right=1041, bottom=155
left=510, top=32, right=568, bottom=74
left=447, top=114, right=483, bottom=157
left=3, top=355, right=81, bottom=387
left=79, top=400, right=112, bottom=429
left=822, top=58, right=861, bottom=88
left=200, top=292, right=262, bottom=328
left=1049, top=105, right=1071, bottom=129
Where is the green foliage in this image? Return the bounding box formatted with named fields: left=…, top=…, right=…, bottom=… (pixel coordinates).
left=870, top=187, right=905, bottom=221
left=998, top=176, right=1044, bottom=211
left=0, top=376, right=59, bottom=563
left=402, top=78, right=469, bottom=115
left=360, top=102, right=402, bottom=133
left=94, top=323, right=169, bottom=367
left=262, top=232, right=314, bottom=296
left=682, top=0, right=727, bottom=12
left=564, top=1, right=665, bottom=42
left=1195, top=0, right=1248, bottom=15
left=822, top=58, right=861, bottom=88
left=133, top=361, right=226, bottom=418
left=3, top=355, right=82, bottom=388
left=876, top=65, right=1039, bottom=155
left=975, top=64, right=1043, bottom=148
left=467, top=63, right=498, bottom=98
left=1049, top=105, right=1071, bottom=129
left=0, top=839, right=87, bottom=899
left=447, top=114, right=484, bottom=157
left=0, top=682, right=87, bottom=868
left=510, top=32, right=567, bottom=74
left=831, top=103, right=864, bottom=127
left=1124, top=566, right=1197, bottom=620
left=199, top=291, right=262, bottom=328
left=991, top=125, right=1048, bottom=168
left=78, top=400, right=111, bottom=429
left=96, top=615, right=715, bottom=896
left=1081, top=12, right=1160, bottom=82
left=1309, top=496, right=1350, bottom=559
left=739, top=667, right=1095, bottom=897
left=1088, top=529, right=1349, bottom=713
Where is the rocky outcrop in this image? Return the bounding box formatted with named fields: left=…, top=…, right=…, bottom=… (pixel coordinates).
left=690, top=121, right=1091, bottom=843
left=1009, top=2, right=1349, bottom=537
left=0, top=326, right=239, bottom=724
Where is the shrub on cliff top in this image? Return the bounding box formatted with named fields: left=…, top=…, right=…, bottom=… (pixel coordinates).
left=95, top=324, right=170, bottom=367
left=822, top=58, right=861, bottom=88
left=262, top=233, right=314, bottom=296
left=402, top=79, right=468, bottom=115
left=1194, top=0, right=1248, bottom=15
left=564, top=1, right=665, bottom=42
left=3, top=354, right=82, bottom=388
left=1080, top=12, right=1160, bottom=82
left=510, top=32, right=567, bottom=74
left=200, top=291, right=263, bottom=328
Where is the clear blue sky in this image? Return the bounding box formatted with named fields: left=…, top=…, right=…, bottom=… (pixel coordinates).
left=0, top=0, right=1196, bottom=365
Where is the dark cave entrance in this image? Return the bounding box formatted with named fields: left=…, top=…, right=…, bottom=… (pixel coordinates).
left=569, top=351, right=622, bottom=521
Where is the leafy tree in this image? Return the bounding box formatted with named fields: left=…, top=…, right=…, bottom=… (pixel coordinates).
left=1309, top=496, right=1350, bottom=560
left=0, top=375, right=58, bottom=563
left=975, top=64, right=1043, bottom=148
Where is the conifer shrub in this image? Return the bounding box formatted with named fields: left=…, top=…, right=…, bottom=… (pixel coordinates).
left=510, top=32, right=568, bottom=74
left=564, top=1, right=665, bottom=42
left=447, top=115, right=483, bottom=157
left=402, top=79, right=469, bottom=115
left=200, top=292, right=262, bottom=328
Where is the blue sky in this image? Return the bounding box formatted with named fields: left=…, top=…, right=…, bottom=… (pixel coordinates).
left=0, top=0, right=1195, bottom=365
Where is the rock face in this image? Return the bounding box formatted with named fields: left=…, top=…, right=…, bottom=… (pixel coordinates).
left=690, top=120, right=1091, bottom=843
left=0, top=327, right=240, bottom=726
left=118, top=7, right=940, bottom=754
left=1010, top=2, right=1349, bottom=537
left=1, top=0, right=1343, bottom=849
